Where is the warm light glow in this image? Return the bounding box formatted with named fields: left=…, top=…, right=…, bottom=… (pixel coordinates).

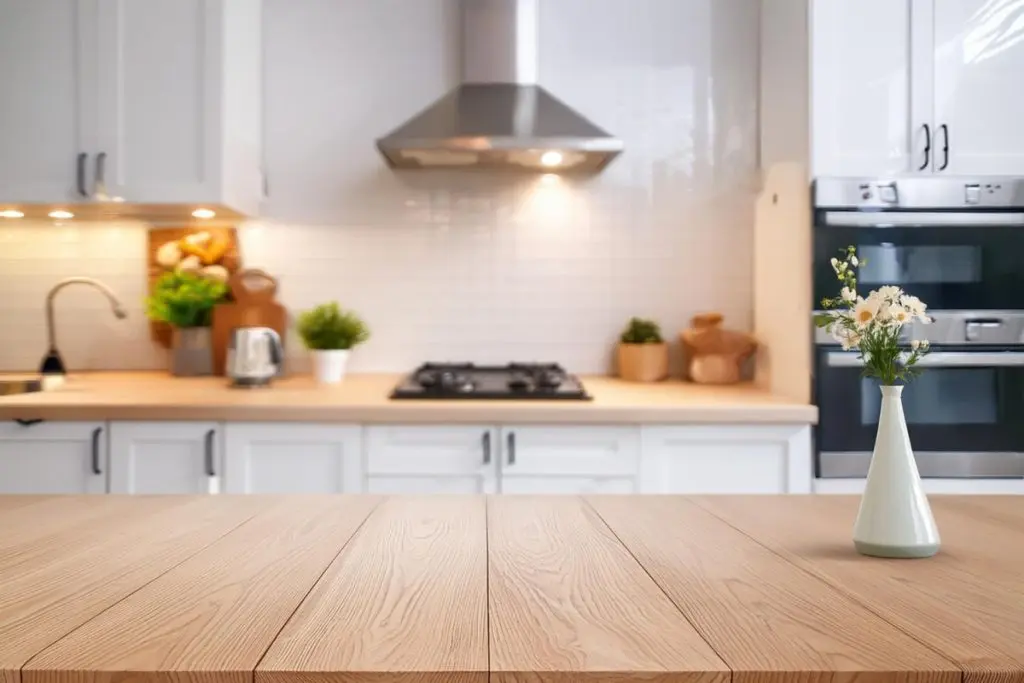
left=540, top=151, right=564, bottom=167
left=0, top=210, right=24, bottom=219
left=540, top=173, right=561, bottom=186
left=111, top=196, right=125, bottom=203
left=192, top=208, right=216, bottom=219
left=48, top=210, right=74, bottom=219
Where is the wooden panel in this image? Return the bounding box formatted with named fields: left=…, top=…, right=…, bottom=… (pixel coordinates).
left=257, top=497, right=488, bottom=683
left=25, top=496, right=380, bottom=683
left=693, top=495, right=1024, bottom=683
left=0, top=496, right=265, bottom=683
left=0, top=496, right=52, bottom=512
left=487, top=496, right=728, bottom=683
left=590, top=496, right=961, bottom=683
left=934, top=495, right=1024, bottom=528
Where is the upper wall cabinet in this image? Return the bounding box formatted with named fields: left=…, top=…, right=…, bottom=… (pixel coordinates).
left=811, top=0, right=1024, bottom=177
left=0, top=0, right=262, bottom=214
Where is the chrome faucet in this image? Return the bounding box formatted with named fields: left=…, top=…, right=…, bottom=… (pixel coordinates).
left=41, top=277, right=128, bottom=378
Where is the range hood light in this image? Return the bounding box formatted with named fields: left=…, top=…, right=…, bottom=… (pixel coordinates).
left=540, top=151, right=564, bottom=167
left=0, top=209, right=24, bottom=219
left=48, top=210, right=74, bottom=220
left=192, top=208, right=216, bottom=219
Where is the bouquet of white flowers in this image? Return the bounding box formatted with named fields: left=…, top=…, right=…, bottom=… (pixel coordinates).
left=814, top=246, right=932, bottom=385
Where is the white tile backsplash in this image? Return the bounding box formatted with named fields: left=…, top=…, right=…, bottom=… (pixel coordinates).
left=0, top=0, right=760, bottom=375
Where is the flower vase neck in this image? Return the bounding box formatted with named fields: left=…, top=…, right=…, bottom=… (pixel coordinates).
left=879, top=385, right=904, bottom=398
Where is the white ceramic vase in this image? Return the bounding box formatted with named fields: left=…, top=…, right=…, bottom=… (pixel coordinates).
left=311, top=349, right=349, bottom=384
left=853, top=385, right=940, bottom=558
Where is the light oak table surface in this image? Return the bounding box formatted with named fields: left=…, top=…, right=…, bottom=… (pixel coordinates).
left=2, top=495, right=1022, bottom=683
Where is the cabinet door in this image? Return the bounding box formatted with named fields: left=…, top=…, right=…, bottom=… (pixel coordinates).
left=365, top=426, right=497, bottom=494
left=810, top=0, right=919, bottom=176
left=499, top=426, right=640, bottom=494
left=109, top=421, right=220, bottom=494
left=0, top=0, right=90, bottom=203
left=0, top=422, right=107, bottom=494
left=223, top=423, right=363, bottom=494
left=932, top=0, right=1024, bottom=175
left=93, top=0, right=218, bottom=203
left=641, top=425, right=812, bottom=494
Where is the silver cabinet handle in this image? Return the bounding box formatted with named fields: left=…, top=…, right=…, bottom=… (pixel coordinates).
left=204, top=429, right=216, bottom=477
left=482, top=431, right=491, bottom=465
left=506, top=432, right=516, bottom=466
left=94, top=152, right=108, bottom=198
left=91, top=427, right=103, bottom=475
left=76, top=153, right=89, bottom=197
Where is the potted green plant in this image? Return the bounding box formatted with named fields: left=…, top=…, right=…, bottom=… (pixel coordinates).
left=296, top=302, right=370, bottom=384
left=617, top=317, right=668, bottom=382
left=146, top=272, right=228, bottom=376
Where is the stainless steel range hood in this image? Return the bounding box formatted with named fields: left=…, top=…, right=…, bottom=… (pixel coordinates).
left=376, top=0, right=623, bottom=173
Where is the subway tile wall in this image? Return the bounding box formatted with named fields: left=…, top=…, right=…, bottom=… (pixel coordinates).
left=0, top=0, right=760, bottom=375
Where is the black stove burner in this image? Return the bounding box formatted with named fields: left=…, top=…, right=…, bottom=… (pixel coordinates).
left=391, top=363, right=589, bottom=400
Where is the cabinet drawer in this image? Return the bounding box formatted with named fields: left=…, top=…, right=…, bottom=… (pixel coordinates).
left=365, top=426, right=494, bottom=476
left=501, top=426, right=640, bottom=476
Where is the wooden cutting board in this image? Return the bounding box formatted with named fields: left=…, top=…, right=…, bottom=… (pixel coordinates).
left=147, top=226, right=241, bottom=348
left=210, top=269, right=288, bottom=376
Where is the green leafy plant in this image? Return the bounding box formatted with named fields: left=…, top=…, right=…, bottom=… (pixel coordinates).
left=146, top=272, right=228, bottom=328
left=620, top=317, right=664, bottom=344
left=296, top=302, right=370, bottom=351
left=815, top=246, right=931, bottom=385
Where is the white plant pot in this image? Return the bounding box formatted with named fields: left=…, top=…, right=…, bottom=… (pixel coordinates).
left=853, top=385, right=941, bottom=558
left=311, top=350, right=349, bottom=385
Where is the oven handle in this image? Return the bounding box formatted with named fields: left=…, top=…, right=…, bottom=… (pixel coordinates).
left=822, top=211, right=1024, bottom=227
left=827, top=351, right=1024, bottom=368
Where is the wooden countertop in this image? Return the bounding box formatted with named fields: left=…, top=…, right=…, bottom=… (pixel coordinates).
left=0, top=372, right=817, bottom=424
left=3, top=495, right=1023, bottom=683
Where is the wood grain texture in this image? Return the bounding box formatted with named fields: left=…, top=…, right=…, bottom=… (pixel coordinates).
left=488, top=496, right=728, bottom=683
left=589, top=496, right=961, bottom=683
left=0, top=497, right=265, bottom=683
left=257, top=497, right=488, bottom=683
left=693, top=495, right=1024, bottom=683
left=0, top=372, right=818, bottom=424
left=24, top=496, right=380, bottom=683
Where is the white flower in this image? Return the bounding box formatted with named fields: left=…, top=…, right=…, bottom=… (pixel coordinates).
left=901, top=294, right=929, bottom=321
left=891, top=307, right=911, bottom=325
left=875, top=285, right=902, bottom=301
left=920, top=339, right=930, bottom=349
left=841, top=286, right=856, bottom=302
left=852, top=298, right=880, bottom=329
left=830, top=257, right=839, bottom=272
left=876, top=302, right=893, bottom=324
left=850, top=255, right=859, bottom=267
left=911, top=339, right=921, bottom=350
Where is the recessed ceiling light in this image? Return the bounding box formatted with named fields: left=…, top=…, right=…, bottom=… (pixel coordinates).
left=192, top=208, right=216, bottom=219
left=48, top=210, right=74, bottom=219
left=540, top=151, right=564, bottom=167
left=0, top=210, right=24, bottom=219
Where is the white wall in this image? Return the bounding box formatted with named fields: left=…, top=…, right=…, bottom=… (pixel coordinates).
left=0, top=0, right=760, bottom=375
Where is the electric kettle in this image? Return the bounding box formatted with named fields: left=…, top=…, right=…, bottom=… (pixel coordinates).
left=226, top=327, right=283, bottom=387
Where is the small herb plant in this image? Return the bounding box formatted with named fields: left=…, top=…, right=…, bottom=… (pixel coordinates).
left=146, top=271, right=228, bottom=328
left=620, top=317, right=664, bottom=344
left=815, top=246, right=932, bottom=385
left=296, top=302, right=370, bottom=351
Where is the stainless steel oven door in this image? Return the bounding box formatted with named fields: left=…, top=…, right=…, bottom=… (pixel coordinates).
left=815, top=348, right=1024, bottom=478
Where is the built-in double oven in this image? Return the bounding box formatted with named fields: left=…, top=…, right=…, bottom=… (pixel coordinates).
left=813, top=178, right=1024, bottom=479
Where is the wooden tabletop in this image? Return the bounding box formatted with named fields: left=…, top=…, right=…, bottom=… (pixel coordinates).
left=0, top=372, right=817, bottom=424
left=2, top=496, right=1022, bottom=683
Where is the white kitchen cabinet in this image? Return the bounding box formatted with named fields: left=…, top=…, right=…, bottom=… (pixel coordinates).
left=108, top=421, right=221, bottom=494
left=810, top=0, right=917, bottom=177
left=0, top=0, right=261, bottom=214
left=365, top=426, right=498, bottom=494
left=641, top=425, right=813, bottom=494
left=811, top=0, right=1024, bottom=177
left=0, top=0, right=90, bottom=203
left=0, top=421, right=107, bottom=494
left=223, top=423, right=363, bottom=494
left=498, top=426, right=640, bottom=494
left=93, top=0, right=262, bottom=211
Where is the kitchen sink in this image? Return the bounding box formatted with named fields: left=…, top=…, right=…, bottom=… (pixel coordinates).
left=0, top=379, right=43, bottom=397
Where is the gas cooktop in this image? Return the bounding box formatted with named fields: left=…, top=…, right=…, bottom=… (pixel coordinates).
left=390, top=363, right=591, bottom=400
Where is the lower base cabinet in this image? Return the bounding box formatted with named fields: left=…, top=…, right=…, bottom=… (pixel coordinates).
left=223, top=423, right=363, bottom=493
left=365, top=426, right=498, bottom=494
left=641, top=425, right=813, bottom=494
left=108, top=422, right=222, bottom=494
left=0, top=421, right=107, bottom=494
